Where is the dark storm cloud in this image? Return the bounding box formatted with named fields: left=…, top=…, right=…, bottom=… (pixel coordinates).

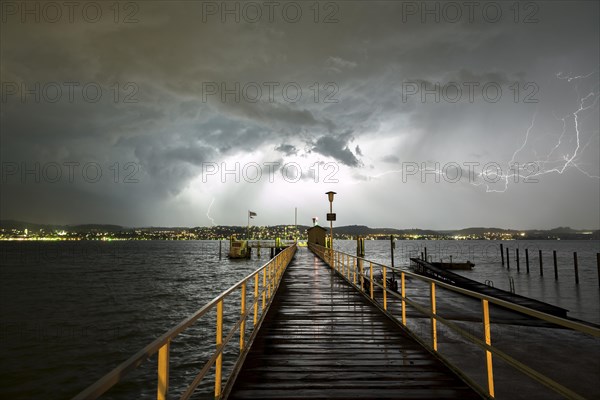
left=312, top=133, right=362, bottom=167
left=127, top=135, right=216, bottom=195
left=1, top=1, right=598, bottom=228
left=275, top=144, right=298, bottom=156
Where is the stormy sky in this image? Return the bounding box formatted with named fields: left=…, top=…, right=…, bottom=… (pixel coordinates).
left=1, top=1, right=598, bottom=229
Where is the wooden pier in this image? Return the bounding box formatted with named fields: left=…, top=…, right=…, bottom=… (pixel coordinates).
left=227, top=248, right=480, bottom=399
left=73, top=242, right=599, bottom=400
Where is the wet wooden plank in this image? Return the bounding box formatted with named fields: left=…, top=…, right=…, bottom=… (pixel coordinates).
left=227, top=248, right=482, bottom=399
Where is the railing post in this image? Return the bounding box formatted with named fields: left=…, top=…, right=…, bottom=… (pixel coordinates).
left=157, top=340, right=170, bottom=400
left=482, top=299, right=495, bottom=398
left=401, top=272, right=406, bottom=326
left=369, top=262, right=374, bottom=299
left=253, top=274, right=259, bottom=327
left=383, top=266, right=387, bottom=310
left=346, top=254, right=350, bottom=280
left=347, top=254, right=351, bottom=280
left=335, top=251, right=337, bottom=271
left=272, top=259, right=276, bottom=293
left=215, top=299, right=223, bottom=398
left=266, top=264, right=271, bottom=300
left=353, top=258, right=357, bottom=285
left=430, top=282, right=437, bottom=351
left=262, top=268, right=266, bottom=311
left=271, top=261, right=275, bottom=295
left=240, top=281, right=246, bottom=351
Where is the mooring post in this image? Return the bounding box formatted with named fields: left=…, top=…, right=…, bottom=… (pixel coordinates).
left=390, top=235, right=396, bottom=284
left=506, top=248, right=510, bottom=270
left=516, top=248, right=520, bottom=272
left=553, top=250, right=558, bottom=280
left=421, top=252, right=424, bottom=261
left=573, top=252, right=579, bottom=284
left=500, top=243, right=504, bottom=266
left=525, top=248, right=529, bottom=273
left=360, top=237, right=365, bottom=258
left=219, top=240, right=222, bottom=260
left=539, top=250, right=543, bottom=276
left=597, top=253, right=600, bottom=289
left=390, top=235, right=395, bottom=269
left=357, top=236, right=365, bottom=289
left=424, top=247, right=428, bottom=262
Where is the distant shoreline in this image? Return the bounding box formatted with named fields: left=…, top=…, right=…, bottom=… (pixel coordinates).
left=1, top=220, right=599, bottom=241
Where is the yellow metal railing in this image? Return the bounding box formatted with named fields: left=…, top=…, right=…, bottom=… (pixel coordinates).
left=310, top=243, right=599, bottom=400
left=72, top=244, right=297, bottom=400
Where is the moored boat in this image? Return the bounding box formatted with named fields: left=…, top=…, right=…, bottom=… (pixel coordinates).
left=431, top=261, right=475, bottom=270
left=228, top=235, right=251, bottom=259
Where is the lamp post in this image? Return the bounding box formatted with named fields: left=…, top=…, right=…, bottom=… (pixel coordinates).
left=325, top=191, right=336, bottom=264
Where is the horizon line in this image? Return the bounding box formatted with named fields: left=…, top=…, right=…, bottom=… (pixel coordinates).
left=1, top=220, right=598, bottom=232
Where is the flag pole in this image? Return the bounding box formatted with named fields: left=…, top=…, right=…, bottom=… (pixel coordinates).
left=247, top=210, right=250, bottom=240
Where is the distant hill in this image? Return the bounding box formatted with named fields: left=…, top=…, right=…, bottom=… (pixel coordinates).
left=1, top=220, right=598, bottom=240
left=331, top=225, right=439, bottom=236
left=547, top=227, right=580, bottom=234
left=446, top=227, right=513, bottom=235
left=0, top=220, right=123, bottom=232
left=70, top=224, right=124, bottom=232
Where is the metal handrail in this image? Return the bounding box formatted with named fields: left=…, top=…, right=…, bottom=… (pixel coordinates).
left=73, top=244, right=297, bottom=400
left=309, top=243, right=599, bottom=399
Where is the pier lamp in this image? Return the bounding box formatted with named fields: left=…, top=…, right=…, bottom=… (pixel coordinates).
left=325, top=191, right=336, bottom=263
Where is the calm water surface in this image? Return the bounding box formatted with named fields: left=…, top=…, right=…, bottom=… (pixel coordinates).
left=1, top=239, right=598, bottom=399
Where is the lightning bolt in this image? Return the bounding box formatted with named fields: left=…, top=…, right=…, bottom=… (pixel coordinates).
left=475, top=73, right=599, bottom=192
left=362, top=70, right=599, bottom=191
left=206, top=197, right=217, bottom=226
left=556, top=70, right=596, bottom=82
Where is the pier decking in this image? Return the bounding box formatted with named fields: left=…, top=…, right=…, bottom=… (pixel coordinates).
left=227, top=248, right=481, bottom=399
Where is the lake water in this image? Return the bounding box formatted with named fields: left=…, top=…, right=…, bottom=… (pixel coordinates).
left=334, top=239, right=600, bottom=324
left=1, top=239, right=598, bottom=399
